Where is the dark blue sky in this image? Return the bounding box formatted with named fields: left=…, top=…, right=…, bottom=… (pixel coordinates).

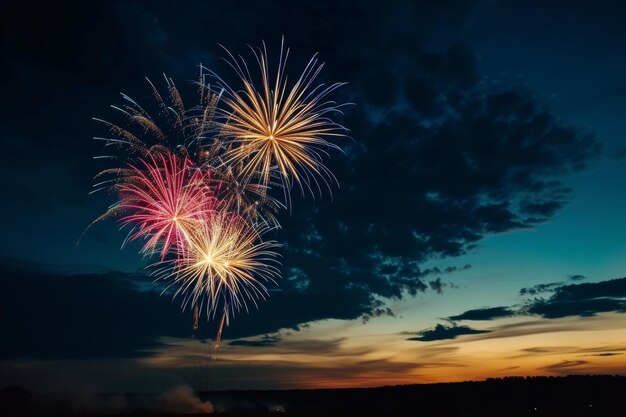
left=1, top=0, right=625, bottom=391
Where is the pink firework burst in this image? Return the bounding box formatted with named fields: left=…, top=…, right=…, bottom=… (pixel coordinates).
left=115, top=149, right=216, bottom=259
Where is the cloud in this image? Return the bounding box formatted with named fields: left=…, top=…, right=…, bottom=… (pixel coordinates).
left=229, top=335, right=282, bottom=347
left=538, top=360, right=588, bottom=372
left=0, top=0, right=602, bottom=341
left=586, top=353, right=622, bottom=357
left=145, top=335, right=431, bottom=389
left=432, top=276, right=626, bottom=340
left=271, top=58, right=600, bottom=331
left=519, top=275, right=588, bottom=295
left=525, top=277, right=626, bottom=318
left=429, top=278, right=446, bottom=294
left=568, top=274, right=586, bottom=281
left=448, top=306, right=515, bottom=321
left=221, top=337, right=353, bottom=357
left=514, top=345, right=626, bottom=359
left=408, top=323, right=489, bottom=342
left=0, top=261, right=191, bottom=359
left=519, top=282, right=562, bottom=296
left=407, top=276, right=626, bottom=348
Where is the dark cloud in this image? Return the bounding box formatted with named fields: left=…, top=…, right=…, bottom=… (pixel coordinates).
left=568, top=274, right=586, bottom=281
left=514, top=345, right=626, bottom=359
left=411, top=276, right=626, bottom=345
left=229, top=335, right=281, bottom=348
left=448, top=306, right=515, bottom=321
left=518, top=275, right=587, bottom=298
left=0, top=260, right=396, bottom=356
left=538, top=360, right=588, bottom=372
left=429, top=278, right=445, bottom=294
left=0, top=262, right=191, bottom=359
left=525, top=277, right=626, bottom=319
left=273, top=55, right=599, bottom=330
left=221, top=283, right=394, bottom=339
left=0, top=0, right=602, bottom=344
left=408, top=323, right=489, bottom=342
left=444, top=319, right=582, bottom=343
left=521, top=347, right=573, bottom=355
left=587, top=353, right=622, bottom=357
left=227, top=337, right=354, bottom=359
left=444, top=276, right=626, bottom=324
left=362, top=307, right=396, bottom=324
left=519, top=282, right=562, bottom=296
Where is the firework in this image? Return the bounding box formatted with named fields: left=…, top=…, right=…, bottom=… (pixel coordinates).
left=87, top=42, right=347, bottom=347
left=92, top=72, right=219, bottom=163
left=206, top=39, right=348, bottom=200
left=110, top=149, right=216, bottom=259
left=212, top=161, right=284, bottom=228
left=153, top=210, right=280, bottom=320
left=87, top=74, right=225, bottom=257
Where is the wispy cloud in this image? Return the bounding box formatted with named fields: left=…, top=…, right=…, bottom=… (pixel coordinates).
left=408, top=323, right=489, bottom=341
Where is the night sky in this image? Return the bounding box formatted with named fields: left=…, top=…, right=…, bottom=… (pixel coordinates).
left=1, top=0, right=626, bottom=393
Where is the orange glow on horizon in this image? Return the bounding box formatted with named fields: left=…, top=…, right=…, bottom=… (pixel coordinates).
left=137, top=313, right=626, bottom=390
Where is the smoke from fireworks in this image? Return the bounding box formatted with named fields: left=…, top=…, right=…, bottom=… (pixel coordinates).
left=88, top=40, right=346, bottom=341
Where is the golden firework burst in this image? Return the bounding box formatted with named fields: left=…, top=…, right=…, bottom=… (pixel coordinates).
left=208, top=39, right=348, bottom=200
left=153, top=211, right=280, bottom=320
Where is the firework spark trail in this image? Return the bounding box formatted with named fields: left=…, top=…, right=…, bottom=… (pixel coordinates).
left=213, top=309, right=227, bottom=359
left=193, top=303, right=200, bottom=331
left=204, top=38, right=349, bottom=204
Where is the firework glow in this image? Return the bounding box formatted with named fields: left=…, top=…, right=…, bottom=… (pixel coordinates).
left=153, top=211, right=280, bottom=320
left=113, top=150, right=215, bottom=260
left=207, top=39, right=348, bottom=200
left=87, top=40, right=346, bottom=345
left=212, top=162, right=283, bottom=228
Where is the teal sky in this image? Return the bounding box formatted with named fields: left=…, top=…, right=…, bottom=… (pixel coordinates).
left=1, top=0, right=625, bottom=391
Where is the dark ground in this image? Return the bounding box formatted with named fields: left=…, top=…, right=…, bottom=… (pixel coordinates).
left=2, top=375, right=626, bottom=416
